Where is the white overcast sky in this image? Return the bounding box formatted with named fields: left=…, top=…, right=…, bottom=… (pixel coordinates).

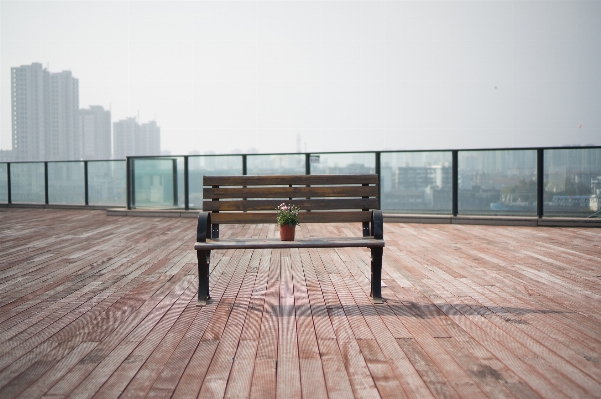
left=1, top=0, right=600, bottom=156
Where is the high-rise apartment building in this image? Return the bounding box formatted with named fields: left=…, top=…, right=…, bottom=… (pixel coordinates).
left=11, top=63, right=80, bottom=161
left=113, top=118, right=160, bottom=159
left=11, top=63, right=48, bottom=161
left=46, top=71, right=79, bottom=160
left=113, top=118, right=137, bottom=160
left=80, top=106, right=111, bottom=160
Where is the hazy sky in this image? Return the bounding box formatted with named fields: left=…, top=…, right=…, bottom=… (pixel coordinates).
left=1, top=0, right=600, bottom=156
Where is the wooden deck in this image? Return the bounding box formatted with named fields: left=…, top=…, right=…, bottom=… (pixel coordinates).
left=0, top=208, right=600, bottom=399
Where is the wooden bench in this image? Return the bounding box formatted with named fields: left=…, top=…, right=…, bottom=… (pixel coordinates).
left=194, top=174, right=385, bottom=305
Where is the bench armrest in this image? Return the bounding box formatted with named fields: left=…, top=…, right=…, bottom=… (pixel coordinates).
left=371, top=210, right=383, bottom=240
left=197, top=212, right=212, bottom=242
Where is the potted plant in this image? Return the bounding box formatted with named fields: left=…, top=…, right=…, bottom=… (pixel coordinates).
left=276, top=203, right=300, bottom=241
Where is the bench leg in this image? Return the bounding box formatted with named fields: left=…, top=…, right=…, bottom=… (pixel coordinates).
left=370, top=247, right=383, bottom=304
left=197, top=250, right=211, bottom=306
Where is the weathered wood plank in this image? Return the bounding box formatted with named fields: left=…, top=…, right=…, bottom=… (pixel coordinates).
left=197, top=249, right=259, bottom=398
left=289, top=248, right=329, bottom=399
left=203, top=174, right=378, bottom=186
left=209, top=210, right=373, bottom=224
left=276, top=251, right=302, bottom=399
left=203, top=185, right=378, bottom=199
left=249, top=248, right=280, bottom=399
left=202, top=197, right=379, bottom=211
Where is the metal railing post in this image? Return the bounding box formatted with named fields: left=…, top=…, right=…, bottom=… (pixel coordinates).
left=537, top=148, right=544, bottom=218
left=44, top=162, right=49, bottom=205
left=126, top=157, right=131, bottom=210
left=452, top=150, right=458, bottom=216
left=131, top=159, right=136, bottom=208
left=375, top=152, right=381, bottom=210
left=242, top=154, right=247, bottom=175
left=7, top=163, right=11, bottom=204
left=184, top=156, right=189, bottom=210
left=172, top=158, right=178, bottom=207
left=84, top=161, right=89, bottom=206
left=305, top=153, right=310, bottom=175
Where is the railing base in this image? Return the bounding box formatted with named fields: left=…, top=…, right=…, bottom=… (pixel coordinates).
left=0, top=203, right=114, bottom=211
left=384, top=213, right=601, bottom=228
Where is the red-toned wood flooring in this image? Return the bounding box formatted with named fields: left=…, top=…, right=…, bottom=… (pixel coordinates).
left=0, top=208, right=600, bottom=398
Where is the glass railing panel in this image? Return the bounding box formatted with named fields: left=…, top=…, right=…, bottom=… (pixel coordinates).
left=48, top=162, right=85, bottom=205
left=309, top=153, right=375, bottom=175
left=10, top=163, right=45, bottom=204
left=88, top=161, right=126, bottom=206
left=188, top=155, right=242, bottom=209
left=132, top=158, right=177, bottom=208
left=381, top=151, right=452, bottom=214
left=247, top=154, right=305, bottom=176
left=458, top=150, right=537, bottom=215
left=0, top=163, right=7, bottom=203
left=544, top=148, right=601, bottom=217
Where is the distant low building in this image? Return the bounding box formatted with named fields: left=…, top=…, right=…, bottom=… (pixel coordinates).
left=113, top=118, right=160, bottom=159
left=0, top=150, right=13, bottom=162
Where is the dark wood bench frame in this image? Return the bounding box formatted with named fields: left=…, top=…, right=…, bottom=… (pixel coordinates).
left=194, top=174, right=385, bottom=305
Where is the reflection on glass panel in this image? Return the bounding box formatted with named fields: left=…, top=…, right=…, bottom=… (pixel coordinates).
left=0, top=164, right=7, bottom=203
left=381, top=152, right=452, bottom=213
left=88, top=161, right=126, bottom=206
left=310, top=153, right=375, bottom=175
left=189, top=155, right=242, bottom=209
left=133, top=158, right=176, bottom=208
left=48, top=162, right=85, bottom=205
left=247, top=154, right=305, bottom=176
left=459, top=150, right=537, bottom=215
left=544, top=148, right=601, bottom=217
left=10, top=163, right=45, bottom=203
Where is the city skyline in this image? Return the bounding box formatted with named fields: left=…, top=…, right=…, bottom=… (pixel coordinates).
left=2, top=1, right=600, bottom=156
left=6, top=62, right=160, bottom=162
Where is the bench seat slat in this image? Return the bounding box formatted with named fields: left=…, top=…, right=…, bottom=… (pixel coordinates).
left=210, top=211, right=372, bottom=224
left=195, top=237, right=385, bottom=250
left=203, top=174, right=378, bottom=186
left=204, top=185, right=377, bottom=200
left=202, top=198, right=379, bottom=212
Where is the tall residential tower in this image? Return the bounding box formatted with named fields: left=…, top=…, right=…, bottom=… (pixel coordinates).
left=46, top=71, right=79, bottom=160
left=10, top=63, right=48, bottom=161
left=80, top=106, right=111, bottom=160
left=11, top=63, right=81, bottom=161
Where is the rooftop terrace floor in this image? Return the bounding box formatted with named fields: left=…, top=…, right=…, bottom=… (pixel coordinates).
left=0, top=208, right=600, bottom=398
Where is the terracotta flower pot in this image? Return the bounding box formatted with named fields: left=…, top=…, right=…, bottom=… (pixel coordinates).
left=279, top=224, right=296, bottom=241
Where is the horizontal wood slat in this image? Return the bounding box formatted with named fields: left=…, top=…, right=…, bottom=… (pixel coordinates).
left=202, top=198, right=379, bottom=212
left=204, top=186, right=378, bottom=200
left=203, top=174, right=378, bottom=186
left=194, top=237, right=385, bottom=250
left=210, top=211, right=372, bottom=224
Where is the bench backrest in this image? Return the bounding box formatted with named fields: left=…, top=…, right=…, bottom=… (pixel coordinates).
left=202, top=174, right=379, bottom=224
